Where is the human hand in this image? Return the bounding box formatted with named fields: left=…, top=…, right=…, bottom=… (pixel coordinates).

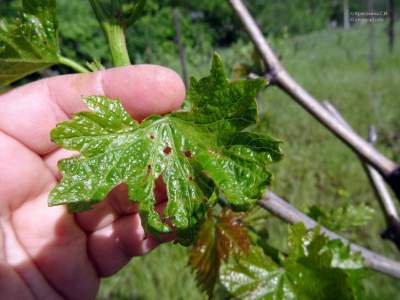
left=0, top=66, right=185, bottom=300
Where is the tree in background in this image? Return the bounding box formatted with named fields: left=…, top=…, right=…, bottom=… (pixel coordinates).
left=343, top=0, right=351, bottom=29
left=1, top=0, right=397, bottom=75
left=388, top=0, right=395, bottom=52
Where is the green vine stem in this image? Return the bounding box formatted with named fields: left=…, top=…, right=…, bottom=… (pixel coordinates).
left=89, top=0, right=131, bottom=67
left=59, top=56, right=90, bottom=73
left=104, top=24, right=131, bottom=67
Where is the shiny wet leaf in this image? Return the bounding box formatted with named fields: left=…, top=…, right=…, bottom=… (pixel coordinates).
left=220, top=223, right=366, bottom=300
left=189, top=208, right=251, bottom=297
left=48, top=54, right=282, bottom=240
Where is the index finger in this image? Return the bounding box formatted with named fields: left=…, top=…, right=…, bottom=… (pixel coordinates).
left=0, top=65, right=186, bottom=155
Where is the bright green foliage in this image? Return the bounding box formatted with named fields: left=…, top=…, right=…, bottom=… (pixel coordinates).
left=220, top=223, right=365, bottom=300
left=221, top=246, right=297, bottom=300
left=189, top=208, right=251, bottom=297
left=285, top=224, right=365, bottom=299
left=0, top=0, right=60, bottom=86
left=307, top=203, right=375, bottom=232
left=49, top=54, right=282, bottom=239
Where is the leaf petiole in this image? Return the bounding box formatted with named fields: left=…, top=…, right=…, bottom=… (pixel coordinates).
left=58, top=56, right=90, bottom=73
left=89, top=0, right=131, bottom=67
left=104, top=24, right=131, bottom=67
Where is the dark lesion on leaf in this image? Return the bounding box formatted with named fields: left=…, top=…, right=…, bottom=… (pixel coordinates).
left=189, top=175, right=194, bottom=181
left=147, top=164, right=152, bottom=175
left=149, top=133, right=155, bottom=140
left=163, top=146, right=172, bottom=155
left=183, top=150, right=192, bottom=158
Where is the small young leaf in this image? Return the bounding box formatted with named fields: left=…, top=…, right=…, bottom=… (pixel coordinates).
left=284, top=223, right=365, bottom=299
left=49, top=54, right=282, bottom=239
left=0, top=0, right=60, bottom=86
left=220, top=246, right=297, bottom=300
left=307, top=203, right=375, bottom=232
left=189, top=208, right=251, bottom=297
left=220, top=223, right=366, bottom=300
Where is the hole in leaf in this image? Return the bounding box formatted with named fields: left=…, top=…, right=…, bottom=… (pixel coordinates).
left=183, top=150, right=192, bottom=158
left=154, top=175, right=167, bottom=202
left=108, top=183, right=139, bottom=215
left=153, top=175, right=174, bottom=230
left=163, top=146, right=172, bottom=155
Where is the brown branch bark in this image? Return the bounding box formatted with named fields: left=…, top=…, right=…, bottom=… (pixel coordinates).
left=259, top=192, right=400, bottom=279
left=229, top=0, right=400, bottom=199
left=365, top=126, right=400, bottom=250
left=322, top=101, right=400, bottom=250
left=229, top=0, right=400, bottom=279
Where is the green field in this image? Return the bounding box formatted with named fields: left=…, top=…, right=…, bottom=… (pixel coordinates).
left=98, top=23, right=400, bottom=300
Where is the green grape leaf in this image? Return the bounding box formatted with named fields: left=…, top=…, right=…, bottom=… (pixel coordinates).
left=48, top=54, right=282, bottom=239
left=0, top=0, right=60, bottom=86
left=307, top=203, right=375, bottom=232
left=189, top=208, right=251, bottom=297
left=220, top=246, right=297, bottom=300
left=284, top=224, right=365, bottom=300
left=220, top=223, right=365, bottom=300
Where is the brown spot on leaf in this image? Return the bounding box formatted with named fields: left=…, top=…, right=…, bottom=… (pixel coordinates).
left=183, top=150, right=192, bottom=158
left=189, top=175, right=194, bottom=181
left=149, top=134, right=155, bottom=140
left=163, top=146, right=172, bottom=155
left=147, top=165, right=152, bottom=175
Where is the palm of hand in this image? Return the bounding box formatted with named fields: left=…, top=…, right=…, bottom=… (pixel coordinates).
left=0, top=66, right=184, bottom=300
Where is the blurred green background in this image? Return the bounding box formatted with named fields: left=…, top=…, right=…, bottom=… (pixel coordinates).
left=2, top=0, right=400, bottom=299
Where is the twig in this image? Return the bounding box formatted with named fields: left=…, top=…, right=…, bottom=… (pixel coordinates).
left=258, top=191, right=400, bottom=279
left=365, top=126, right=400, bottom=249
left=322, top=101, right=400, bottom=249
left=231, top=0, right=400, bottom=279
left=322, top=102, right=398, bottom=218
left=229, top=0, right=400, bottom=199
left=364, top=126, right=399, bottom=222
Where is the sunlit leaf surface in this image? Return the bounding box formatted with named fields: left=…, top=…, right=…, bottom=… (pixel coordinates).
left=220, top=223, right=365, bottom=300
left=49, top=54, right=282, bottom=239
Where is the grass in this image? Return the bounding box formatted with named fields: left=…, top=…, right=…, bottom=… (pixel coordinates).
left=98, top=244, right=205, bottom=300
left=98, top=22, right=400, bottom=299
